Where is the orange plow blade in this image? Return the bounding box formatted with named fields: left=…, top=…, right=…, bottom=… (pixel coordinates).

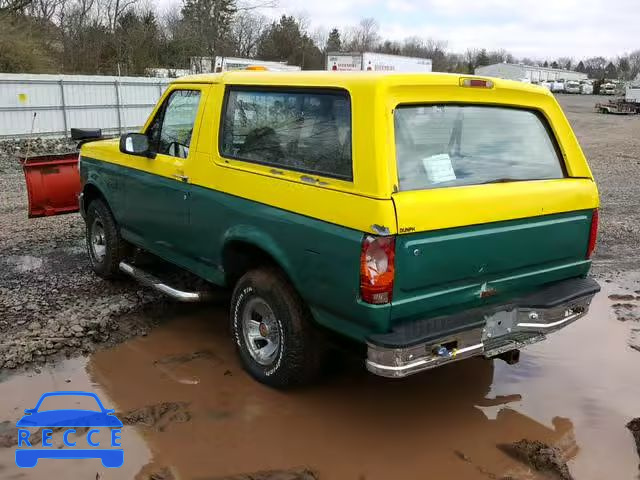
left=21, top=152, right=80, bottom=218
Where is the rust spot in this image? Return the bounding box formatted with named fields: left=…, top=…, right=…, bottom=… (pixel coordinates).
left=480, top=288, right=498, bottom=299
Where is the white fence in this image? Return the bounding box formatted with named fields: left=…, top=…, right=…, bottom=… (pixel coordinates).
left=0, top=73, right=172, bottom=139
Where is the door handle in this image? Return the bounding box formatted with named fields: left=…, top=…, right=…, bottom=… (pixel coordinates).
left=172, top=174, right=188, bottom=182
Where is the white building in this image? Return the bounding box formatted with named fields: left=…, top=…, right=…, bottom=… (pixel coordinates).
left=475, top=63, right=588, bottom=83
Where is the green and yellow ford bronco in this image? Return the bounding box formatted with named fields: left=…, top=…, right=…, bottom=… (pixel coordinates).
left=73, top=70, right=599, bottom=387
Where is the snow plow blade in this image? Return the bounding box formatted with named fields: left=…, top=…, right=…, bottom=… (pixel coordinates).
left=21, top=152, right=80, bottom=218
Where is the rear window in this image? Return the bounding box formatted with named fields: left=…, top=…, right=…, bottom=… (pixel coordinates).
left=221, top=87, right=352, bottom=180
left=394, top=105, right=565, bottom=191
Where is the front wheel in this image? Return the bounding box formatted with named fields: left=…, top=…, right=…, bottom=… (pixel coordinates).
left=230, top=268, right=325, bottom=388
left=85, top=198, right=130, bottom=279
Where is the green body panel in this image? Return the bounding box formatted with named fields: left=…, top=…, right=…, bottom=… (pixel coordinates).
left=391, top=211, right=593, bottom=324
left=81, top=157, right=389, bottom=341
left=81, top=157, right=594, bottom=342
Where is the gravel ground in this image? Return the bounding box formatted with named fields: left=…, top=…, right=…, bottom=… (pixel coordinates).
left=0, top=140, right=169, bottom=370
left=0, top=138, right=77, bottom=173
left=0, top=94, right=639, bottom=371
left=559, top=94, right=640, bottom=275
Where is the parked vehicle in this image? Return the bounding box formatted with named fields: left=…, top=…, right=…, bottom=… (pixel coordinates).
left=565, top=80, right=581, bottom=94
left=596, top=84, right=640, bottom=114
left=29, top=71, right=600, bottom=387
left=326, top=52, right=432, bottom=72
left=551, top=79, right=565, bottom=92
left=626, top=84, right=640, bottom=103
left=540, top=81, right=553, bottom=91
left=601, top=83, right=616, bottom=95
left=595, top=100, right=637, bottom=114
left=580, top=82, right=594, bottom=95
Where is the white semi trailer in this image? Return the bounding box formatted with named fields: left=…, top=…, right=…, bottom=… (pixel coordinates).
left=190, top=56, right=301, bottom=73
left=326, top=52, right=432, bottom=73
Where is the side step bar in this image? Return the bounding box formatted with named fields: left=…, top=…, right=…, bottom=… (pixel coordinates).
left=119, top=261, right=212, bottom=302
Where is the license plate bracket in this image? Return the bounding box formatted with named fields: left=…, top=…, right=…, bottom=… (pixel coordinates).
left=482, top=309, right=517, bottom=341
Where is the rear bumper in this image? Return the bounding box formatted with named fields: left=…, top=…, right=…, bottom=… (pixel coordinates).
left=365, top=277, right=600, bottom=378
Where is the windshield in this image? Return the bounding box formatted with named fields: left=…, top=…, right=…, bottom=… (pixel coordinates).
left=394, top=105, right=565, bottom=191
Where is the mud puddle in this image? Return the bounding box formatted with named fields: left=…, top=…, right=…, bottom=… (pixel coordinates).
left=0, top=285, right=638, bottom=479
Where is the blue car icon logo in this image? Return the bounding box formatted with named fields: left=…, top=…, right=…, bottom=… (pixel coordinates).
left=15, top=391, right=123, bottom=468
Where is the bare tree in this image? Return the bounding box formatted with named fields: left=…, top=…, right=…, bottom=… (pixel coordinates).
left=347, top=17, right=379, bottom=52
left=230, top=10, right=267, bottom=57
left=311, top=25, right=328, bottom=52
left=27, top=0, right=65, bottom=21
left=556, top=56, right=573, bottom=70
left=104, top=0, right=138, bottom=30
left=628, top=50, right=640, bottom=80
left=59, top=0, right=97, bottom=30
left=0, top=0, right=32, bottom=14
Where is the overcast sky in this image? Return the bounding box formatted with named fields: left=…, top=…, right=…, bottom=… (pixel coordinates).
left=159, top=0, right=636, bottom=59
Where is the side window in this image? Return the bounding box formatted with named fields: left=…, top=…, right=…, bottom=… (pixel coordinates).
left=146, top=90, right=201, bottom=159
left=221, top=87, right=352, bottom=180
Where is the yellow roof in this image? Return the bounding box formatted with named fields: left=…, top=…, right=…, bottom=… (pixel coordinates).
left=173, top=70, right=552, bottom=96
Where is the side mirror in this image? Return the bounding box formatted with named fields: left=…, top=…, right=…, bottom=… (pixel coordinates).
left=119, top=133, right=154, bottom=158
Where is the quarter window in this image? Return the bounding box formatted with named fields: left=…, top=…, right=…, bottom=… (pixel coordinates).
left=221, top=88, right=353, bottom=180
left=147, top=89, right=201, bottom=159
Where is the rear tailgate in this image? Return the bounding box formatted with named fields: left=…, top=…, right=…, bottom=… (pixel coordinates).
left=388, top=85, right=598, bottom=324
left=392, top=189, right=596, bottom=321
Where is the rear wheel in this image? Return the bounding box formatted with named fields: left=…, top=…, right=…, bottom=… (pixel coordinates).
left=230, top=268, right=325, bottom=388
left=85, top=198, right=130, bottom=279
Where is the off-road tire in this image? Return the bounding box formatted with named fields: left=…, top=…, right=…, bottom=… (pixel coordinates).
left=230, top=268, right=325, bottom=388
left=85, top=198, right=130, bottom=279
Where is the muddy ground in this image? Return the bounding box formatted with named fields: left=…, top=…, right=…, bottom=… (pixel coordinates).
left=0, top=94, right=639, bottom=479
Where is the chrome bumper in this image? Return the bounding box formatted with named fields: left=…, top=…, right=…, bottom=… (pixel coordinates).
left=366, top=279, right=598, bottom=378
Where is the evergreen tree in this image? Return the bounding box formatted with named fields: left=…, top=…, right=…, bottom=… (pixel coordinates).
left=326, top=28, right=341, bottom=52
left=476, top=48, right=489, bottom=66
left=618, top=57, right=630, bottom=80
left=257, top=16, right=323, bottom=69
left=181, top=0, right=236, bottom=69
left=605, top=61, right=618, bottom=79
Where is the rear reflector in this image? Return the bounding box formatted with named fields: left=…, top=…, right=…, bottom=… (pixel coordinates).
left=460, top=78, right=494, bottom=88
left=586, top=208, right=599, bottom=259
left=360, top=235, right=395, bottom=305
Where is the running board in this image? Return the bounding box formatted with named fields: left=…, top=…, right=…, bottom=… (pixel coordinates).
left=119, top=261, right=212, bottom=302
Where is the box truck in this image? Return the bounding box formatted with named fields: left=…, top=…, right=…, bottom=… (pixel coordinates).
left=326, top=52, right=432, bottom=73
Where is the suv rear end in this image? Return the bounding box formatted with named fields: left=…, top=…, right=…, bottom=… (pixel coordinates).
left=363, top=76, right=599, bottom=377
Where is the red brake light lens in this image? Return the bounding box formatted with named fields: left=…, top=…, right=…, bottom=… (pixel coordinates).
left=460, top=78, right=494, bottom=88
left=587, top=208, right=599, bottom=259
left=360, top=235, right=395, bottom=305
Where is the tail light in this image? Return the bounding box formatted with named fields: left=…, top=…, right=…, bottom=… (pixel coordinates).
left=586, top=208, right=599, bottom=259
left=360, top=235, right=395, bottom=304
